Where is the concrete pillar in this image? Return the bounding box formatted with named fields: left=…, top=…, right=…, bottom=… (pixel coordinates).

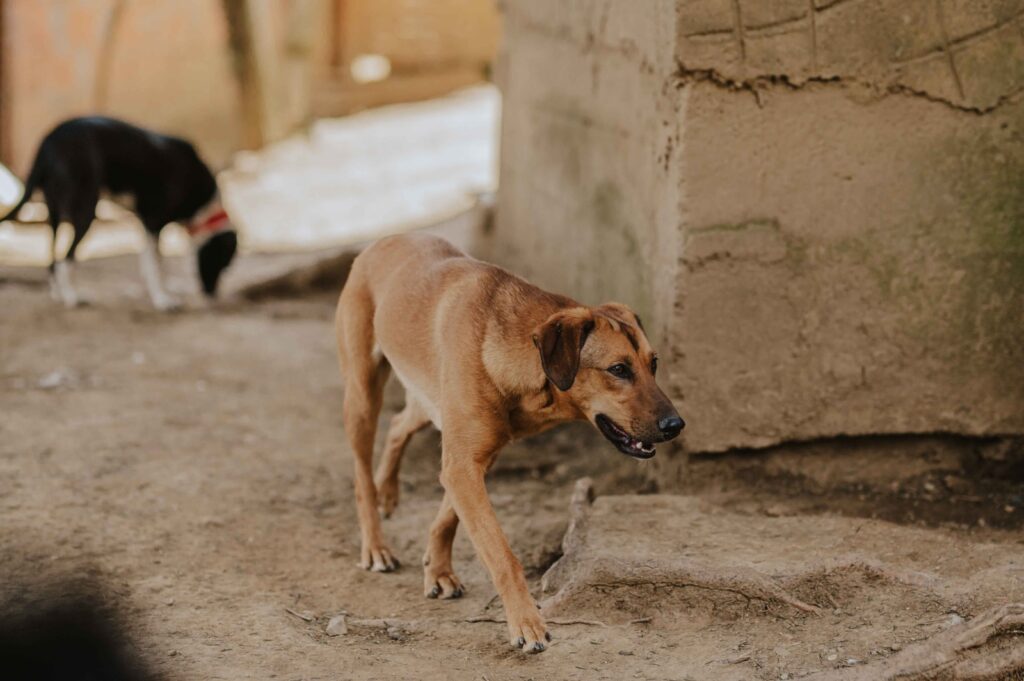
left=491, top=0, right=1024, bottom=457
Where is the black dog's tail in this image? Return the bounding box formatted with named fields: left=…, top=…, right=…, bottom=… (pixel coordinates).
left=0, top=149, right=44, bottom=223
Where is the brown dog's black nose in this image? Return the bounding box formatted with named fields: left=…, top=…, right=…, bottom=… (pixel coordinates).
left=658, top=415, right=685, bottom=440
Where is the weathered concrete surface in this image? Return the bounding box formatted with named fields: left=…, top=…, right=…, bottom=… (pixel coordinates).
left=677, top=0, right=1024, bottom=111
left=678, top=84, right=1024, bottom=451
left=488, top=0, right=684, bottom=348
left=492, top=0, right=1024, bottom=453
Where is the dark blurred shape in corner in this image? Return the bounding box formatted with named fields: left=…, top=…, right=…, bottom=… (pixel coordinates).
left=0, top=580, right=153, bottom=681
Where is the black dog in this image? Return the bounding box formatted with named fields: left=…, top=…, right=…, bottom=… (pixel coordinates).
left=0, top=116, right=237, bottom=309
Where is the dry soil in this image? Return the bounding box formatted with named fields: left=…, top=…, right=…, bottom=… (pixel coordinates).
left=1, top=254, right=1021, bottom=681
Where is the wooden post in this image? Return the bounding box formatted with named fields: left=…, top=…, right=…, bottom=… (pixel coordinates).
left=330, top=0, right=346, bottom=72
left=94, top=0, right=126, bottom=112
left=222, top=0, right=278, bottom=148
left=0, top=0, right=10, bottom=168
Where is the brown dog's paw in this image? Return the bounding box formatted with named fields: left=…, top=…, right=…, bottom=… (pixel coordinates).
left=423, top=567, right=464, bottom=599
left=507, top=605, right=550, bottom=654
left=375, top=478, right=400, bottom=519
left=359, top=544, right=400, bottom=573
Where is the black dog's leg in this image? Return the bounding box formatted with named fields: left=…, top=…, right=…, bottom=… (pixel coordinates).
left=44, top=194, right=62, bottom=303
left=138, top=219, right=179, bottom=311
left=53, top=202, right=96, bottom=308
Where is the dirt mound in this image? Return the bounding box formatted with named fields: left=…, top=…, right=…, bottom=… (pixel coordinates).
left=542, top=479, right=1024, bottom=679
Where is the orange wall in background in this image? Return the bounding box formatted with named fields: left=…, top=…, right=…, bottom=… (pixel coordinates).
left=0, top=0, right=500, bottom=173
left=335, top=0, right=499, bottom=72
left=316, top=0, right=501, bottom=115
left=1, top=0, right=242, bottom=174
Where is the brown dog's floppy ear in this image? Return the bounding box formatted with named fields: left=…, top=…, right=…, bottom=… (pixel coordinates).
left=532, top=309, right=595, bottom=391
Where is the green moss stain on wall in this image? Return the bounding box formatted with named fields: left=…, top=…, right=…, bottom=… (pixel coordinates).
left=935, top=126, right=1024, bottom=397
left=589, top=180, right=653, bottom=320
left=818, top=118, right=1024, bottom=402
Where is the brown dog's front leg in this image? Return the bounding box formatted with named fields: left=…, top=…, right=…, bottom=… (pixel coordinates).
left=440, top=457, right=550, bottom=653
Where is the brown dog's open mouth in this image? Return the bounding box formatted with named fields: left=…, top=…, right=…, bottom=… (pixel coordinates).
left=595, top=414, right=656, bottom=459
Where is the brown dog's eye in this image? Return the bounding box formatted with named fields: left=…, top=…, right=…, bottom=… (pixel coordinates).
left=607, top=363, right=632, bottom=380
left=651, top=357, right=658, bottom=375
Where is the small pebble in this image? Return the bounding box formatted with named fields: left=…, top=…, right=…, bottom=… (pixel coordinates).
left=38, top=369, right=72, bottom=390
left=618, top=650, right=633, bottom=656
left=325, top=615, right=348, bottom=636
left=943, top=475, right=968, bottom=493
left=890, top=643, right=901, bottom=651
left=845, top=658, right=860, bottom=666
left=386, top=626, right=404, bottom=641
left=827, top=654, right=838, bottom=661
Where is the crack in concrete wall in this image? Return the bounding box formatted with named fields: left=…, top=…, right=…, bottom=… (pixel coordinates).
left=677, top=0, right=1024, bottom=113
left=672, top=61, right=1024, bottom=115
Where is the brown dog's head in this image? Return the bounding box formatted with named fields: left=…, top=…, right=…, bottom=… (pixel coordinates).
left=532, top=303, right=684, bottom=459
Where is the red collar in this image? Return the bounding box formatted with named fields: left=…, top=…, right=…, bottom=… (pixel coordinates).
left=188, top=209, right=231, bottom=237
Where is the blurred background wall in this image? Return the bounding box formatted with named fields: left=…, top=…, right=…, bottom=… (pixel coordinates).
left=1, top=0, right=243, bottom=172
left=0, top=0, right=500, bottom=174
left=315, top=0, right=500, bottom=115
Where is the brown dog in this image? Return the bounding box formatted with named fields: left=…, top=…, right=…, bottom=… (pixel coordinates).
left=334, top=234, right=684, bottom=653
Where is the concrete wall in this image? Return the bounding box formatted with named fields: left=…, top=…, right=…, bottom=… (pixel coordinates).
left=491, top=0, right=684, bottom=349
left=492, top=0, right=1024, bottom=454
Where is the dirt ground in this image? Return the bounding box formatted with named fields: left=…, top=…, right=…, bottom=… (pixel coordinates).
left=2, top=254, right=1022, bottom=680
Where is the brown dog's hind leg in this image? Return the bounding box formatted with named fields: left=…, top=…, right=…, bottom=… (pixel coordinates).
left=336, top=281, right=397, bottom=572
left=422, top=492, right=464, bottom=599
left=374, top=398, right=430, bottom=518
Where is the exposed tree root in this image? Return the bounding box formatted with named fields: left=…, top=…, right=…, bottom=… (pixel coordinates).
left=540, top=478, right=1023, bottom=678
left=805, top=603, right=1024, bottom=680
left=542, top=478, right=821, bottom=617
left=546, top=561, right=822, bottom=617
left=465, top=615, right=608, bottom=627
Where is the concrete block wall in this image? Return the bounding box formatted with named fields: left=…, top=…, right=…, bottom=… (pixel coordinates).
left=491, top=0, right=684, bottom=352
left=491, top=0, right=1024, bottom=455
